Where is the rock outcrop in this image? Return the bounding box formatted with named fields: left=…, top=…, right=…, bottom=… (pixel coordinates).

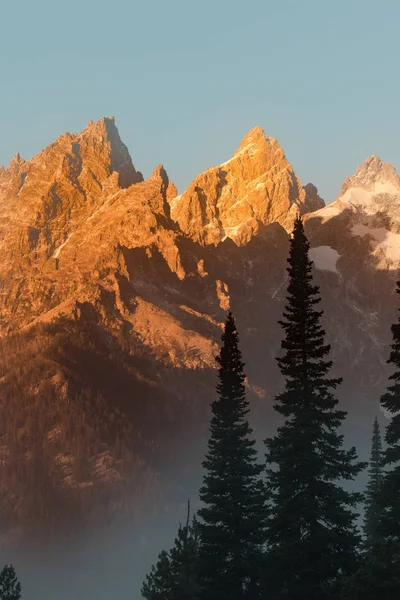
left=169, top=126, right=324, bottom=246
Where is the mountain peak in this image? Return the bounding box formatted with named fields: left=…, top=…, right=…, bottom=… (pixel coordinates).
left=361, top=154, right=383, bottom=168
left=79, top=116, right=142, bottom=188
left=234, top=126, right=281, bottom=158
left=239, top=125, right=269, bottom=147
left=85, top=115, right=115, bottom=125
left=220, top=126, right=284, bottom=172
left=170, top=128, right=321, bottom=246
left=82, top=116, right=116, bottom=138
left=309, top=155, right=400, bottom=228
left=341, top=155, right=400, bottom=196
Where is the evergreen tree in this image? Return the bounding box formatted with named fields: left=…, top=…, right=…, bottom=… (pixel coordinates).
left=264, top=218, right=365, bottom=600
left=169, top=509, right=200, bottom=600
left=341, top=541, right=400, bottom=600
left=141, top=551, right=174, bottom=600
left=348, top=279, right=400, bottom=597
left=141, top=503, right=200, bottom=600
left=0, top=565, right=21, bottom=600
left=379, top=280, right=400, bottom=545
left=198, top=312, right=267, bottom=600
left=363, top=416, right=383, bottom=549
left=342, top=284, right=400, bottom=600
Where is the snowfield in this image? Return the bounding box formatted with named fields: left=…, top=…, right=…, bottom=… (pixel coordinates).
left=309, top=246, right=340, bottom=273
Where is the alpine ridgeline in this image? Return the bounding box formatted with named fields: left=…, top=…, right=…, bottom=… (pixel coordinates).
left=0, top=117, right=398, bottom=541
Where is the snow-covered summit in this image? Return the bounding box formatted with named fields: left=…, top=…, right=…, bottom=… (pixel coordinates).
left=341, top=155, right=400, bottom=193
left=308, top=156, right=400, bottom=270
left=312, top=156, right=400, bottom=220
left=337, top=155, right=400, bottom=215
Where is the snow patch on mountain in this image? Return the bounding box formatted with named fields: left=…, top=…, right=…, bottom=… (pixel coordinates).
left=309, top=246, right=340, bottom=273
left=309, top=157, right=400, bottom=228
left=311, top=204, right=341, bottom=222
left=351, top=223, right=400, bottom=268
left=374, top=181, right=400, bottom=195
left=340, top=183, right=400, bottom=215
left=340, top=188, right=374, bottom=212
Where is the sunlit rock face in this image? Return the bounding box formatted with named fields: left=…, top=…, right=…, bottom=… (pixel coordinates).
left=0, top=117, right=398, bottom=541
left=169, top=126, right=324, bottom=246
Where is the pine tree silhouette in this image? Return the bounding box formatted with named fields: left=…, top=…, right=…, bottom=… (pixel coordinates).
left=141, top=550, right=173, bottom=600
left=379, top=280, right=400, bottom=546
left=169, top=503, right=200, bottom=600
left=348, top=279, right=400, bottom=597
left=198, top=312, right=266, bottom=600
left=0, top=565, right=21, bottom=600
left=363, top=417, right=384, bottom=550
left=264, top=218, right=365, bottom=600
left=141, top=502, right=200, bottom=600
left=341, top=284, right=400, bottom=599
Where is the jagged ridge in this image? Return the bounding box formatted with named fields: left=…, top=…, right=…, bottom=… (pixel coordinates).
left=169, top=125, right=324, bottom=246
left=1, top=117, right=400, bottom=544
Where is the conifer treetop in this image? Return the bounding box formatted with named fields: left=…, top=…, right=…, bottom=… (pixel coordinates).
left=378, top=279, right=400, bottom=543
left=198, top=311, right=266, bottom=600
left=264, top=218, right=365, bottom=600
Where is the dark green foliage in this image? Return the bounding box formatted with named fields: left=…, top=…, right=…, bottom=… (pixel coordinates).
left=0, top=565, right=22, bottom=600
left=197, top=312, right=267, bottom=600
left=141, top=551, right=174, bottom=600
left=141, top=505, right=200, bottom=600
left=379, top=279, right=400, bottom=544
left=341, top=540, right=400, bottom=600
left=264, top=218, right=365, bottom=600
left=363, top=417, right=383, bottom=549
left=346, top=280, right=400, bottom=598
left=169, top=513, right=200, bottom=600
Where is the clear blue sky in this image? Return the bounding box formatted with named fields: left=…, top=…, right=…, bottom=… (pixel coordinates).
left=1, top=0, right=399, bottom=202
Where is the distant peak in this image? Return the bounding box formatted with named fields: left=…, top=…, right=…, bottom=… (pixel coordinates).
left=341, top=154, right=400, bottom=195
left=238, top=126, right=273, bottom=149
left=219, top=126, right=281, bottom=169
left=81, top=116, right=117, bottom=137
left=98, top=115, right=116, bottom=128
left=241, top=125, right=265, bottom=139
left=356, top=155, right=384, bottom=175
left=355, top=154, right=397, bottom=178
left=362, top=154, right=381, bottom=165
left=80, top=116, right=142, bottom=188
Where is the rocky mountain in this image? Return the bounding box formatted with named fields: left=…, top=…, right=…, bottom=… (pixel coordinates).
left=304, top=155, right=400, bottom=420
left=0, top=117, right=398, bottom=543
left=169, top=126, right=324, bottom=246
left=308, top=155, right=400, bottom=271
